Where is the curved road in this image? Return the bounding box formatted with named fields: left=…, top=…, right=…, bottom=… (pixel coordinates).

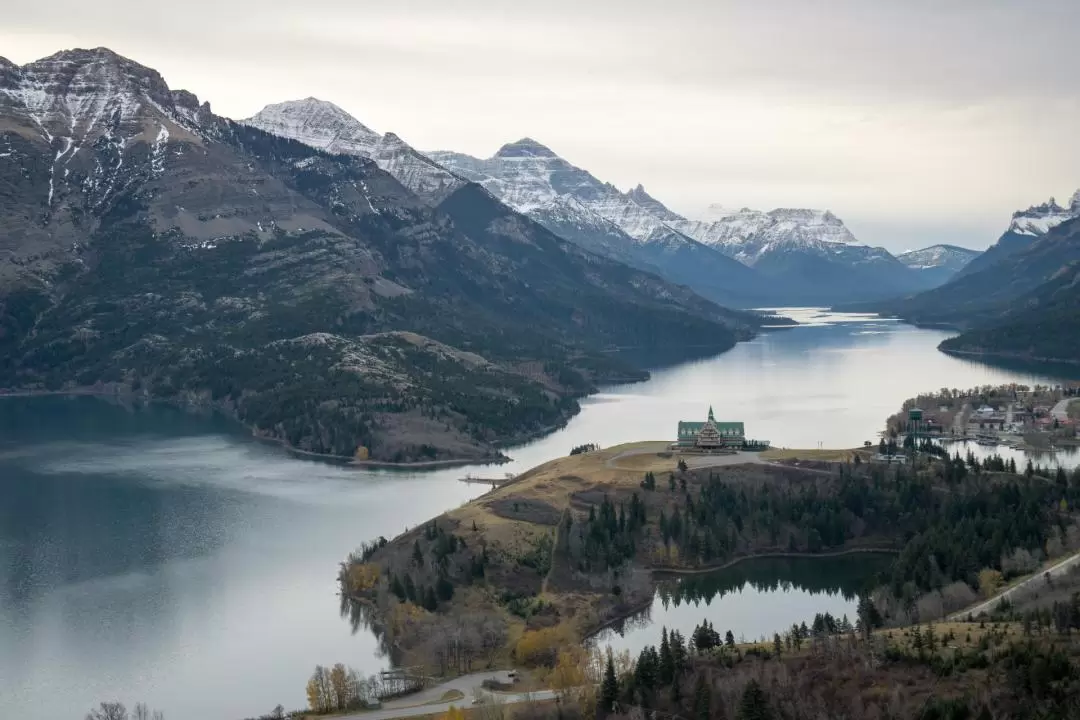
left=949, top=550, right=1080, bottom=620
left=339, top=672, right=559, bottom=720
left=1051, top=396, right=1077, bottom=422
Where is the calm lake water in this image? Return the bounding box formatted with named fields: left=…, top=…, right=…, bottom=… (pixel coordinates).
left=592, top=553, right=896, bottom=657
left=2, top=309, right=1077, bottom=719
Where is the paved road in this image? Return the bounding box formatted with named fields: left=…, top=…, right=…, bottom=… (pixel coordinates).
left=1051, top=397, right=1076, bottom=422
left=949, top=550, right=1080, bottom=620
left=338, top=672, right=559, bottom=720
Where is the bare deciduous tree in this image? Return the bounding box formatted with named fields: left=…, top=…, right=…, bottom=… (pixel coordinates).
left=86, top=703, right=128, bottom=720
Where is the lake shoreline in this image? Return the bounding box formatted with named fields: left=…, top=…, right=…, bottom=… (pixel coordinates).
left=0, top=388, right=556, bottom=469
left=0, top=333, right=761, bottom=469
left=939, top=346, right=1080, bottom=367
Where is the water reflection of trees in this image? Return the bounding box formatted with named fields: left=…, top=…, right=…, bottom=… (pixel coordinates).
left=340, top=594, right=398, bottom=662
left=597, top=604, right=654, bottom=638
left=657, top=554, right=892, bottom=608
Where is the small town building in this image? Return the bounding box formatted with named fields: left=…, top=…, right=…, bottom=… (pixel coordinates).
left=676, top=406, right=745, bottom=450
left=968, top=415, right=1005, bottom=431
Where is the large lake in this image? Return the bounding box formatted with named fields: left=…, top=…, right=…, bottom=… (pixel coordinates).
left=2, top=309, right=1077, bottom=719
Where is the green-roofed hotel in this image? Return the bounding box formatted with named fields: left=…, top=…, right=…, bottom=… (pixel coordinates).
left=676, top=406, right=746, bottom=449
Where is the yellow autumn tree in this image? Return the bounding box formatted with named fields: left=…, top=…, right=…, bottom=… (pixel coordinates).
left=329, top=663, right=349, bottom=711
left=514, top=627, right=564, bottom=667
left=549, top=647, right=588, bottom=701
left=439, top=705, right=466, bottom=720
left=306, top=665, right=331, bottom=713
left=978, top=568, right=1003, bottom=598
left=346, top=563, right=380, bottom=593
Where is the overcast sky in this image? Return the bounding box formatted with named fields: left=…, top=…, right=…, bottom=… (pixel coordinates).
left=4, top=0, right=1079, bottom=251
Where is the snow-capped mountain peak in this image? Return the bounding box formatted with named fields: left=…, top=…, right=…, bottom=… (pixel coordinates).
left=668, top=206, right=860, bottom=265
left=0, top=47, right=216, bottom=212
left=626, top=183, right=682, bottom=222
left=897, top=244, right=980, bottom=271
left=493, top=137, right=558, bottom=159
left=0, top=47, right=204, bottom=145
left=1007, top=191, right=1080, bottom=236
left=243, top=99, right=464, bottom=203
left=243, top=98, right=380, bottom=157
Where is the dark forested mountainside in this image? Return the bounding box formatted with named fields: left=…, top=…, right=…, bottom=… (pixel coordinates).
left=940, top=262, right=1080, bottom=363
left=856, top=216, right=1080, bottom=331
left=0, top=48, right=759, bottom=462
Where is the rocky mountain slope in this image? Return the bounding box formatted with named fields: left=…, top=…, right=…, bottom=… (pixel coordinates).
left=0, top=48, right=759, bottom=463
left=431, top=142, right=930, bottom=306
left=860, top=194, right=1080, bottom=330
left=243, top=98, right=465, bottom=204
left=429, top=140, right=768, bottom=307
left=897, top=244, right=981, bottom=287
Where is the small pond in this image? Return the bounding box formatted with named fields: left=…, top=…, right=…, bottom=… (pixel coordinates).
left=592, top=553, right=895, bottom=656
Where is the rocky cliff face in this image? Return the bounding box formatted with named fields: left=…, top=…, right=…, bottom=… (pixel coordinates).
left=0, top=48, right=750, bottom=462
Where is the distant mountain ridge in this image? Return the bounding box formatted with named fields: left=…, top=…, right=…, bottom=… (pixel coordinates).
left=859, top=191, right=1080, bottom=334
left=896, top=244, right=981, bottom=286
left=429, top=139, right=769, bottom=307
left=431, top=141, right=937, bottom=305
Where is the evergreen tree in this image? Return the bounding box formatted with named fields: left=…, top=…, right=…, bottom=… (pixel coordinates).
left=738, top=679, right=773, bottom=720
left=389, top=573, right=405, bottom=601
left=725, top=630, right=736, bottom=648
left=659, top=627, right=675, bottom=684
left=671, top=630, right=688, bottom=675
left=693, top=674, right=710, bottom=720
left=773, top=633, right=783, bottom=657
left=422, top=585, right=438, bottom=611
left=436, top=575, right=454, bottom=601
left=857, top=595, right=880, bottom=640
left=600, top=651, right=618, bottom=715
left=412, top=540, right=423, bottom=567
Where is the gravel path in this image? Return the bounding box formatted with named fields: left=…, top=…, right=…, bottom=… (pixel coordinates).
left=604, top=447, right=767, bottom=470
left=338, top=671, right=559, bottom=720
left=948, top=550, right=1080, bottom=620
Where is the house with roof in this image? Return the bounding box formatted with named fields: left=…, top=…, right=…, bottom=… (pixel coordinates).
left=676, top=406, right=745, bottom=450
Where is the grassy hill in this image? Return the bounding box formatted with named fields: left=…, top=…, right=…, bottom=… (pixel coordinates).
left=340, top=442, right=1080, bottom=675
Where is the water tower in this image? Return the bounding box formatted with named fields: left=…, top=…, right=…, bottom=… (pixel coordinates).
left=908, top=407, right=923, bottom=451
